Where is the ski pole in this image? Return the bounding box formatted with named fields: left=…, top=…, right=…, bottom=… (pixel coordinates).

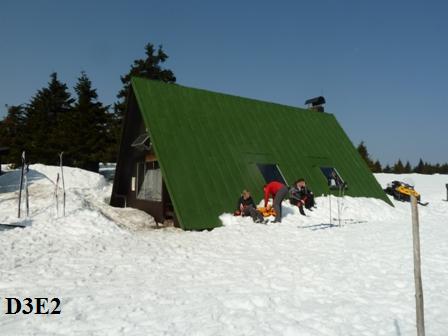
left=338, top=184, right=342, bottom=227
left=17, top=151, right=25, bottom=218
left=59, top=152, right=66, bottom=216
left=329, top=193, right=332, bottom=225
left=25, top=164, right=29, bottom=217
left=55, top=173, right=60, bottom=217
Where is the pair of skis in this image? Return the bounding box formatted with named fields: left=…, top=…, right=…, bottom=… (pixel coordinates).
left=18, top=152, right=66, bottom=218
left=328, top=183, right=346, bottom=227
left=54, top=152, right=66, bottom=217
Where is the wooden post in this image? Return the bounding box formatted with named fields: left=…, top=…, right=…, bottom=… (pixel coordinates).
left=445, top=183, right=448, bottom=201
left=411, top=195, right=425, bottom=336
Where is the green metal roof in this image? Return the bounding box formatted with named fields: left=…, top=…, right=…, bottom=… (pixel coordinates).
left=131, top=77, right=391, bottom=230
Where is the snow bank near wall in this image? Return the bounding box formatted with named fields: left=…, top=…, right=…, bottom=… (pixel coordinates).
left=221, top=194, right=399, bottom=227
left=0, top=164, right=156, bottom=230
left=0, top=164, right=107, bottom=194
left=31, top=163, right=108, bottom=190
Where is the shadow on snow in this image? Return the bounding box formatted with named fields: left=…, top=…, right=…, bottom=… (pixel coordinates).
left=0, top=169, right=51, bottom=194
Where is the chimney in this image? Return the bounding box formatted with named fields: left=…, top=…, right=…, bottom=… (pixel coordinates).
left=305, top=96, right=326, bottom=112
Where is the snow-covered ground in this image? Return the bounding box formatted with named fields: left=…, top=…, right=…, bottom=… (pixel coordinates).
left=0, top=165, right=447, bottom=335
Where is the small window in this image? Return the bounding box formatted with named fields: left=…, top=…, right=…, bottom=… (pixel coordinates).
left=256, top=163, right=287, bottom=184
left=136, top=161, right=162, bottom=201
left=320, top=167, right=346, bottom=189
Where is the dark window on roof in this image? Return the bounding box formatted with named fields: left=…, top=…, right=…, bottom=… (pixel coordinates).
left=256, top=163, right=287, bottom=185
left=320, top=167, right=346, bottom=189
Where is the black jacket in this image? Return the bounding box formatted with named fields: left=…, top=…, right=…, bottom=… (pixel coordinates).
left=236, top=196, right=257, bottom=211
left=289, top=186, right=312, bottom=202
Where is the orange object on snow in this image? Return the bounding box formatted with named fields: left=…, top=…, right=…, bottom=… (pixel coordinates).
left=257, top=207, right=276, bottom=217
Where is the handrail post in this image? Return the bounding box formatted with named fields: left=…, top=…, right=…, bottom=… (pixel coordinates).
left=411, top=195, right=425, bottom=336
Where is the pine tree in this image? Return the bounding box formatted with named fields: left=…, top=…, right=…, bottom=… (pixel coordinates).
left=372, top=160, right=382, bottom=173
left=115, top=43, right=176, bottom=118
left=404, top=161, right=412, bottom=173
left=414, top=158, right=424, bottom=173
left=357, top=141, right=375, bottom=171
left=440, top=163, right=448, bottom=174
left=422, top=161, right=432, bottom=174
left=393, top=159, right=405, bottom=174
left=0, top=105, right=25, bottom=166
left=383, top=165, right=392, bottom=173
left=108, top=42, right=176, bottom=161
left=63, top=72, right=111, bottom=172
left=23, top=73, right=74, bottom=164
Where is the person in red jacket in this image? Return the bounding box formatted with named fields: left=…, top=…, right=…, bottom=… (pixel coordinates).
left=263, top=181, right=289, bottom=223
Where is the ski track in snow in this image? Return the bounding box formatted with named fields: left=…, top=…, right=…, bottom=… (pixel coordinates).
left=0, top=165, right=447, bottom=335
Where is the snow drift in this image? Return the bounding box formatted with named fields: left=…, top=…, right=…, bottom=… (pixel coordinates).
left=0, top=165, right=447, bottom=335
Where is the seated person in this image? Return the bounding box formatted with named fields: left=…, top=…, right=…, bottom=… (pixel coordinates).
left=289, top=179, right=315, bottom=216
left=235, top=190, right=265, bottom=223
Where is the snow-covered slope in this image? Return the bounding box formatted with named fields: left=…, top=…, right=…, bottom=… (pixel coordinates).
left=0, top=166, right=447, bottom=335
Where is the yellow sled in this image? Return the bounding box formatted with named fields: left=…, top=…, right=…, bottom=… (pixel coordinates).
left=257, top=207, right=276, bottom=217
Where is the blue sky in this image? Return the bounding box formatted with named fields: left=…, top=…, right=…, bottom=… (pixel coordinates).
left=1, top=0, right=447, bottom=165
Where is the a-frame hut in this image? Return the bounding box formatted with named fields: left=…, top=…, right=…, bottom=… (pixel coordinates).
left=111, top=78, right=391, bottom=230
